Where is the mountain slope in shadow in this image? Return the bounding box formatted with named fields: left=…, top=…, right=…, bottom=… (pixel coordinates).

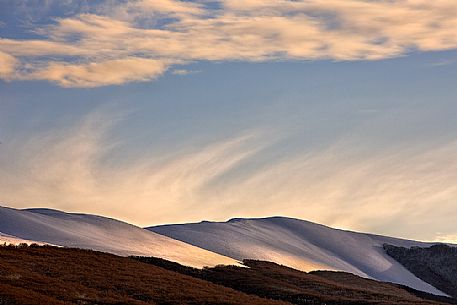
left=384, top=244, right=457, bottom=299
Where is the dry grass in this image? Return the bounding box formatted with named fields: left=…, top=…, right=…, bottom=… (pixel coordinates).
left=135, top=257, right=455, bottom=305
left=0, top=244, right=288, bottom=305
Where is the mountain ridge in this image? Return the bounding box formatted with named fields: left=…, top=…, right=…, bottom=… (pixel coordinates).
left=149, top=216, right=450, bottom=296
left=1, top=205, right=451, bottom=297
left=0, top=205, right=239, bottom=268
left=163, top=215, right=448, bottom=245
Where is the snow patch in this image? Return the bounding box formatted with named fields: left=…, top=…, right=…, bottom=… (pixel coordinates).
left=0, top=232, right=50, bottom=246
left=150, top=216, right=450, bottom=296
left=0, top=206, right=240, bottom=268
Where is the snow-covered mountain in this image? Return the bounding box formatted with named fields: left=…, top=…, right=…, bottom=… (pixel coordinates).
left=0, top=206, right=239, bottom=268
left=149, top=216, right=448, bottom=295
left=1, top=205, right=450, bottom=296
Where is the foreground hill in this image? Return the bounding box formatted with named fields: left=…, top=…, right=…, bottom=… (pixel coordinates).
left=0, top=206, right=238, bottom=268
left=135, top=256, right=456, bottom=305
left=0, top=245, right=286, bottom=305
left=149, top=216, right=446, bottom=295
left=384, top=244, right=457, bottom=298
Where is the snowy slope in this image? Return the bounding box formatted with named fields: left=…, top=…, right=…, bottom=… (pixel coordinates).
left=0, top=206, right=239, bottom=268
left=149, top=216, right=448, bottom=295
left=0, top=232, right=50, bottom=246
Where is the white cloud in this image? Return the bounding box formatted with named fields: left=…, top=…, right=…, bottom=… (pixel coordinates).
left=1, top=1, right=457, bottom=86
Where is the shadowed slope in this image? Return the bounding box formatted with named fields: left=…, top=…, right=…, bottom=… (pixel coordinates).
left=384, top=244, right=457, bottom=298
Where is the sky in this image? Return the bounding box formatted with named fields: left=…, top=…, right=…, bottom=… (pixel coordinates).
left=1, top=0, right=457, bottom=242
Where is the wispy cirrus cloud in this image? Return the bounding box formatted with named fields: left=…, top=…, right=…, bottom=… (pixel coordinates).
left=0, top=108, right=264, bottom=225
left=1, top=0, right=457, bottom=87
left=2, top=107, right=457, bottom=243
left=435, top=234, right=457, bottom=244
left=172, top=69, right=200, bottom=76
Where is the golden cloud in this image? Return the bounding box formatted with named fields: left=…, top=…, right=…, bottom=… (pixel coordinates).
left=0, top=51, right=17, bottom=79
left=1, top=0, right=457, bottom=87
left=27, top=57, right=170, bottom=87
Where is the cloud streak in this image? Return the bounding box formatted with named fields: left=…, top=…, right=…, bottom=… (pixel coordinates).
left=1, top=0, right=457, bottom=87
left=0, top=109, right=264, bottom=225
left=28, top=57, right=170, bottom=87
left=1, top=109, right=457, bottom=242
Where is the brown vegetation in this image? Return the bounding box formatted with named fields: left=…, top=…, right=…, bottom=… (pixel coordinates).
left=1, top=243, right=454, bottom=305
left=0, top=244, right=287, bottom=305
left=135, top=257, right=456, bottom=305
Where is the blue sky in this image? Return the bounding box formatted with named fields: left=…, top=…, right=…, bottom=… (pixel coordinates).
left=1, top=0, right=457, bottom=242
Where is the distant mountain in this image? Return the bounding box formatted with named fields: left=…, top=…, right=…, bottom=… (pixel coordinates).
left=149, top=216, right=447, bottom=295
left=0, top=206, right=239, bottom=268
left=384, top=244, right=457, bottom=298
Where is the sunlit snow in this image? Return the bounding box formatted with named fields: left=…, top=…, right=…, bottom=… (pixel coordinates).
left=0, top=206, right=239, bottom=268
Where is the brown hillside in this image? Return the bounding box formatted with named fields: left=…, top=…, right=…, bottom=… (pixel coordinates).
left=0, top=244, right=287, bottom=305
left=135, top=257, right=455, bottom=305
